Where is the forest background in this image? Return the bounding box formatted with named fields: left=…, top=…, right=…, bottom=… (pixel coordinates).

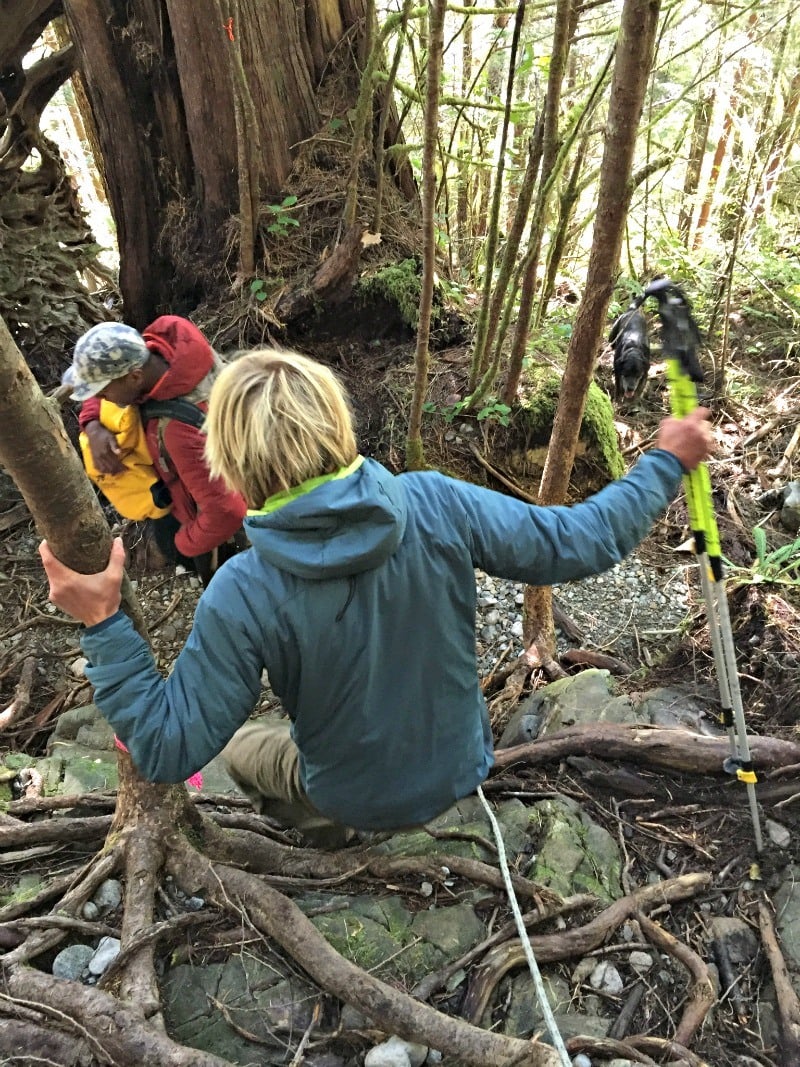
left=1, top=1, right=800, bottom=1066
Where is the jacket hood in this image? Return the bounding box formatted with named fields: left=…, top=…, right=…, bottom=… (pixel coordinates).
left=245, top=458, right=407, bottom=579
left=142, top=316, right=217, bottom=400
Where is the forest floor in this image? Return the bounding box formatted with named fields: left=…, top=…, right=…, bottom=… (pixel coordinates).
left=1, top=322, right=799, bottom=1066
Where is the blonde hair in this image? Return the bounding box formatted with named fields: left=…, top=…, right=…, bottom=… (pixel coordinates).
left=204, top=348, right=358, bottom=506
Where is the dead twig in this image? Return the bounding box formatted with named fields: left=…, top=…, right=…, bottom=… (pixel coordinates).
left=467, top=442, right=537, bottom=503
left=768, top=423, right=800, bottom=479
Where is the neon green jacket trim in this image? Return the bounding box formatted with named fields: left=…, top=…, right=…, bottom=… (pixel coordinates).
left=247, top=455, right=365, bottom=516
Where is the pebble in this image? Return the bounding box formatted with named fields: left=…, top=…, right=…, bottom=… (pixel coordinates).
left=365, top=1036, right=428, bottom=1067
left=766, top=819, right=791, bottom=848
left=69, top=656, right=89, bottom=678
left=589, top=960, right=624, bottom=994
left=628, top=951, right=654, bottom=973
left=88, top=935, right=121, bottom=976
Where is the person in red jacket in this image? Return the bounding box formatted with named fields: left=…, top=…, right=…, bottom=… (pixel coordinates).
left=63, top=318, right=247, bottom=583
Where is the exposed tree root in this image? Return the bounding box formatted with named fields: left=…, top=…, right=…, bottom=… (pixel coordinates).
left=1, top=765, right=563, bottom=1066
left=565, top=1035, right=658, bottom=1064
left=636, top=912, right=716, bottom=1046
left=626, top=1035, right=711, bottom=1066
left=0, top=655, right=35, bottom=730
left=493, top=723, right=800, bottom=775
left=461, top=872, right=711, bottom=1023
left=166, top=835, right=562, bottom=1067
left=412, top=892, right=597, bottom=1002
left=757, top=898, right=800, bottom=1064
left=0, top=968, right=232, bottom=1066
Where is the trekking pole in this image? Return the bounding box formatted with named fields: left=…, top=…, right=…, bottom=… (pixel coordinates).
left=638, top=279, right=764, bottom=855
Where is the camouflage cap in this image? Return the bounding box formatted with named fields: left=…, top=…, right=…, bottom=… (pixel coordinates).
left=62, top=323, right=150, bottom=401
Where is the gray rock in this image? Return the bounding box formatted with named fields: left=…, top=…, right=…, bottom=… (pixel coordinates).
left=365, top=1036, right=427, bottom=1067
left=636, top=685, right=715, bottom=732
left=69, top=656, right=89, bottom=678
left=528, top=795, right=622, bottom=901
left=410, top=902, right=485, bottom=958
left=766, top=819, right=791, bottom=848
left=81, top=901, right=100, bottom=921
left=572, top=1056, right=592, bottom=1067
left=709, top=916, right=760, bottom=966
left=780, top=481, right=800, bottom=532
left=499, top=670, right=640, bottom=746
left=92, top=878, right=122, bottom=915
left=628, top=951, right=654, bottom=973
left=88, top=935, right=121, bottom=975
left=52, top=943, right=94, bottom=980
left=589, top=960, right=623, bottom=994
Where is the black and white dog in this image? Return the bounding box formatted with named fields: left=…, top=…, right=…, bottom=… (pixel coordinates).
left=609, top=306, right=651, bottom=402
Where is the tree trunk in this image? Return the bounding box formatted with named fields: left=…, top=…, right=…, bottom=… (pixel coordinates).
left=693, top=11, right=758, bottom=250
left=525, top=0, right=661, bottom=652
left=677, top=92, right=714, bottom=246
left=61, top=0, right=371, bottom=324
left=752, top=68, right=800, bottom=222
left=406, top=0, right=446, bottom=471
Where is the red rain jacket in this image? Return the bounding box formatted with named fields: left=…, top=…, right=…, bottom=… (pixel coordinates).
left=80, top=316, right=246, bottom=557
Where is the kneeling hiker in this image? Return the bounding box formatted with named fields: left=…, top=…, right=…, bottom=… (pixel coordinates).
left=41, top=349, right=715, bottom=847
left=64, top=319, right=247, bottom=584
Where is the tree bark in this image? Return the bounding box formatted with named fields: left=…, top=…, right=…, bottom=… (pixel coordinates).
left=523, top=0, right=660, bottom=654
left=405, top=0, right=446, bottom=470
left=61, top=0, right=371, bottom=323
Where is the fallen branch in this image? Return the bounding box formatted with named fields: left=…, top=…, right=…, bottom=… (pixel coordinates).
left=467, top=442, right=537, bottom=503
left=0, top=501, right=29, bottom=532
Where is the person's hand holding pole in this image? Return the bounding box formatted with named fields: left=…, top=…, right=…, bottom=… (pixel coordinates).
left=655, top=407, right=716, bottom=471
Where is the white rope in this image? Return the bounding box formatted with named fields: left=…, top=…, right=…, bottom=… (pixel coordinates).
left=477, top=784, right=573, bottom=1067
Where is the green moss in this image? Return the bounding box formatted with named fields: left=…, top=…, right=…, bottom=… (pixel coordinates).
left=0, top=874, right=44, bottom=909
left=518, top=365, right=623, bottom=480
left=358, top=259, right=422, bottom=329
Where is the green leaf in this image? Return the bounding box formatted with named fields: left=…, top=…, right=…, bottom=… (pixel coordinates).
left=753, top=526, right=767, bottom=566
left=250, top=279, right=264, bottom=294
left=281, top=195, right=298, bottom=208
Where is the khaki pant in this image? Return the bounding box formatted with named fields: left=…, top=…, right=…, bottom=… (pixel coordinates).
left=222, top=719, right=354, bottom=849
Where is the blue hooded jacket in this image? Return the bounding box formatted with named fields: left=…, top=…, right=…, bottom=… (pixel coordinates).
left=81, top=451, right=683, bottom=830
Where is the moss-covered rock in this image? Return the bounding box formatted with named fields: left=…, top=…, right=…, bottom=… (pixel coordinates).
left=511, top=364, right=623, bottom=484
left=357, top=258, right=423, bottom=330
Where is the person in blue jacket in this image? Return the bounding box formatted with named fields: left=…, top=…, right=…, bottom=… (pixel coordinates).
left=40, top=348, right=715, bottom=847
